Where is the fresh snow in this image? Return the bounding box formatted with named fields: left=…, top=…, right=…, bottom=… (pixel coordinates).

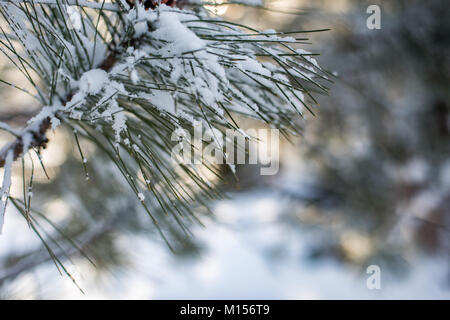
left=79, top=69, right=109, bottom=95
left=67, top=6, right=82, bottom=31
left=0, top=1, right=323, bottom=233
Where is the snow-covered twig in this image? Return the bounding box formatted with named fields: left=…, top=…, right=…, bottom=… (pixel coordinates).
left=0, top=0, right=330, bottom=271
left=0, top=117, right=52, bottom=169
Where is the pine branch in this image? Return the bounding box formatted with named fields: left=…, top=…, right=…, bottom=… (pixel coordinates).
left=0, top=117, right=51, bottom=168
left=0, top=0, right=331, bottom=279
left=0, top=44, right=118, bottom=169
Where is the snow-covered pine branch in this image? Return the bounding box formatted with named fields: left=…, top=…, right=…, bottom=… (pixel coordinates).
left=0, top=0, right=329, bottom=240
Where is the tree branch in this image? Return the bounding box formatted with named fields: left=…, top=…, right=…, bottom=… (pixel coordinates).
left=0, top=117, right=51, bottom=167
left=0, top=44, right=121, bottom=168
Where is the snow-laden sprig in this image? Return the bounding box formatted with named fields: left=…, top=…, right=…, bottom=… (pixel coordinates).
left=0, top=1, right=329, bottom=243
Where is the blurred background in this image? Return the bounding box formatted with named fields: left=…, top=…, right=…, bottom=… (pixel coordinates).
left=1, top=0, right=450, bottom=299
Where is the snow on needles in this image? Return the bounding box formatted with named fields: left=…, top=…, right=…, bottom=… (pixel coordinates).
left=0, top=2, right=327, bottom=234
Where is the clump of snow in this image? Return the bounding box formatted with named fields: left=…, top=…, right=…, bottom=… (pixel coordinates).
left=141, top=91, right=176, bottom=114
left=79, top=69, right=109, bottom=95
left=151, top=12, right=206, bottom=55
left=67, top=6, right=82, bottom=31
left=130, top=69, right=139, bottom=84
left=50, top=117, right=61, bottom=130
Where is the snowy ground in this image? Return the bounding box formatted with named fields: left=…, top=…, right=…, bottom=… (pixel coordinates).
left=3, top=190, right=448, bottom=299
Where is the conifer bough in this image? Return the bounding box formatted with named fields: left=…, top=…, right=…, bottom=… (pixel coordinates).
left=0, top=0, right=330, bottom=240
